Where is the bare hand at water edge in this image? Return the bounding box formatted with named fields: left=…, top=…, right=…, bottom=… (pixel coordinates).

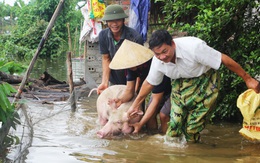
left=129, top=122, right=142, bottom=134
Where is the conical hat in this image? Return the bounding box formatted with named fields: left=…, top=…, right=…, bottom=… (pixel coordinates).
left=109, top=39, right=154, bottom=70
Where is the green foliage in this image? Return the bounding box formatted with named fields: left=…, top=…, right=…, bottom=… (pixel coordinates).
left=0, top=2, right=11, bottom=17
left=12, top=19, right=66, bottom=58
left=0, top=83, right=17, bottom=123
left=2, top=134, right=20, bottom=150
left=155, top=0, right=260, bottom=121
left=0, top=0, right=83, bottom=60
left=0, top=61, right=27, bottom=75
left=0, top=35, right=34, bottom=62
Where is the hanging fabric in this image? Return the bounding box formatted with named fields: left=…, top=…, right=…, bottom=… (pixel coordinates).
left=129, top=0, right=150, bottom=42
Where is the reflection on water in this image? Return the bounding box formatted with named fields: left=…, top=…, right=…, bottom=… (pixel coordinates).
left=6, top=94, right=260, bottom=163
left=29, top=57, right=86, bottom=83
left=30, top=57, right=67, bottom=81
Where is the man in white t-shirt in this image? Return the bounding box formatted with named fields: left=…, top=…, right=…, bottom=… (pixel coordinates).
left=127, top=29, right=260, bottom=142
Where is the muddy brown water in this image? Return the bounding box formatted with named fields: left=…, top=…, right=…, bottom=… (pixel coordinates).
left=5, top=94, right=260, bottom=163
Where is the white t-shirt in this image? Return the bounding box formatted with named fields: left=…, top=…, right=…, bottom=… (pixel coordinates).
left=146, top=37, right=222, bottom=86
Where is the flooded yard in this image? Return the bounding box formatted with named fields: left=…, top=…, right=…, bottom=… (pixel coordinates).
left=4, top=94, right=260, bottom=163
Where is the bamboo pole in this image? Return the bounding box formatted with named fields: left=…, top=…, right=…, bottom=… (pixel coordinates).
left=66, top=52, right=76, bottom=111
left=66, top=23, right=73, bottom=56
left=73, top=27, right=78, bottom=57
left=12, top=0, right=65, bottom=104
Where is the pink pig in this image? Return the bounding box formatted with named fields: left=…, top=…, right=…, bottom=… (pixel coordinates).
left=96, top=85, right=143, bottom=138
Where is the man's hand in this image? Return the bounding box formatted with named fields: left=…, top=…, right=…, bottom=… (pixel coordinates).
left=127, top=106, right=143, bottom=120
left=129, top=122, right=142, bottom=134
left=97, top=83, right=108, bottom=95
left=245, top=77, right=260, bottom=93
left=127, top=106, right=137, bottom=119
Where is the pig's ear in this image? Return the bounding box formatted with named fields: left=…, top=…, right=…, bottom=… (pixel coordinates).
left=130, top=110, right=144, bottom=117
left=135, top=110, right=144, bottom=115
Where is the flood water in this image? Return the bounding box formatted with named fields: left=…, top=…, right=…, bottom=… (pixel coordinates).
left=29, top=57, right=67, bottom=81
left=5, top=94, right=260, bottom=163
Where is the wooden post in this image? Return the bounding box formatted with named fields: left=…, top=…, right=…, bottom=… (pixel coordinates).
left=67, top=52, right=76, bottom=111
left=73, top=27, right=78, bottom=57
left=67, top=23, right=73, bottom=56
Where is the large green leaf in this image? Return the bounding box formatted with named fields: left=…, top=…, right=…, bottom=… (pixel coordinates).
left=0, top=86, right=9, bottom=112
left=3, top=83, right=17, bottom=95
left=0, top=61, right=27, bottom=74
left=0, top=83, right=16, bottom=124
left=0, top=108, right=7, bottom=122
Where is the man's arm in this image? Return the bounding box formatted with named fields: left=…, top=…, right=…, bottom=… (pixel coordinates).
left=127, top=80, right=154, bottom=117
left=97, top=54, right=111, bottom=94
left=221, top=54, right=260, bottom=93
left=130, top=92, right=163, bottom=133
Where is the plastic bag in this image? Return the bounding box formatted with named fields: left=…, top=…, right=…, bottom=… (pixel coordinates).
left=237, top=89, right=260, bottom=141
left=88, top=19, right=102, bottom=43
left=89, top=0, right=105, bottom=19
left=79, top=2, right=102, bottom=43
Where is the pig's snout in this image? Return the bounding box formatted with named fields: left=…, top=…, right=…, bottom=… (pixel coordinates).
left=96, top=122, right=121, bottom=138
left=96, top=129, right=120, bottom=139
left=97, top=130, right=107, bottom=139
left=96, top=121, right=134, bottom=138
